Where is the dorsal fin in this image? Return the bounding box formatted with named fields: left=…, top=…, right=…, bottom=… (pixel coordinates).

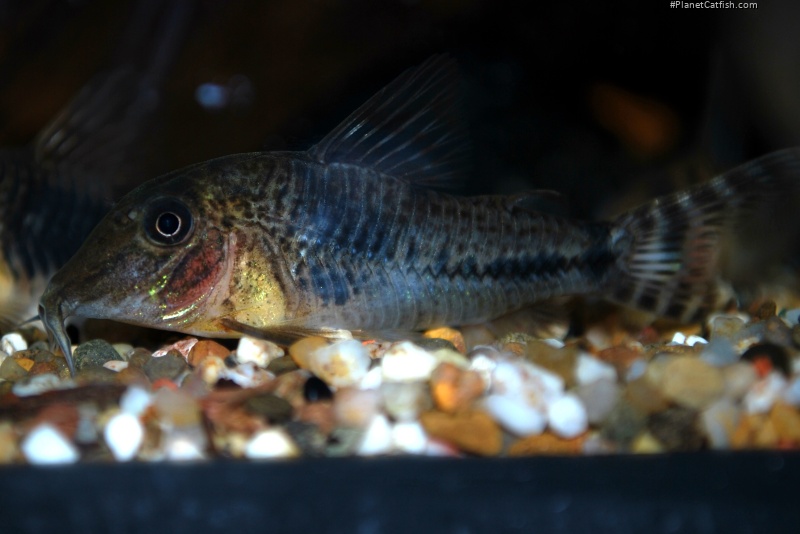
left=307, top=54, right=470, bottom=187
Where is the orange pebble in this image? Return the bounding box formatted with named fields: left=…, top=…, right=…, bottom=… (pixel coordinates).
left=752, top=356, right=773, bottom=379
left=151, top=378, right=178, bottom=391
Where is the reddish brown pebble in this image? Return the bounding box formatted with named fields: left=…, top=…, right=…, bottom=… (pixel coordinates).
left=188, top=340, right=231, bottom=367
left=115, top=366, right=150, bottom=386
left=750, top=300, right=777, bottom=321
left=419, top=410, right=502, bottom=456
left=28, top=404, right=80, bottom=440
left=296, top=402, right=336, bottom=436
left=28, top=361, right=59, bottom=376
left=597, top=345, right=643, bottom=377
left=430, top=362, right=485, bottom=414
left=508, top=432, right=586, bottom=456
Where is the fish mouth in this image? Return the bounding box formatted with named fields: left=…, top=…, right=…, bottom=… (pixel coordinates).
left=38, top=292, right=77, bottom=376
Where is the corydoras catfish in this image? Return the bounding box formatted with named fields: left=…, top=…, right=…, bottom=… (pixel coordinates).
left=39, top=55, right=800, bottom=375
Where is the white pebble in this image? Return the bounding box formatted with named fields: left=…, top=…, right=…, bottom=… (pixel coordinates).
left=391, top=421, right=428, bottom=454
left=783, top=376, right=800, bottom=407
left=221, top=362, right=274, bottom=388
left=469, top=352, right=498, bottom=389
left=236, top=337, right=284, bottom=368
left=245, top=429, right=299, bottom=459
left=112, top=344, right=134, bottom=360
left=164, top=436, right=206, bottom=461
left=625, top=359, right=648, bottom=382
left=744, top=372, right=787, bottom=414
left=688, top=335, right=708, bottom=346
left=12, top=374, right=74, bottom=397
left=120, top=386, right=153, bottom=416
left=381, top=341, right=438, bottom=382
left=357, top=414, right=393, bottom=455
left=21, top=424, right=79, bottom=465
left=483, top=394, right=547, bottom=436
left=358, top=366, right=383, bottom=390
left=670, top=332, right=687, bottom=345
left=1, top=332, right=27, bottom=355
left=574, top=353, right=616, bottom=385
left=309, top=339, right=371, bottom=387
left=381, top=382, right=430, bottom=422
left=781, top=308, right=800, bottom=326
left=700, top=399, right=740, bottom=449
left=547, top=393, right=588, bottom=438
left=575, top=378, right=619, bottom=425
left=103, top=360, right=129, bottom=372
left=104, top=412, right=144, bottom=461
left=701, top=338, right=738, bottom=367
left=493, top=360, right=564, bottom=401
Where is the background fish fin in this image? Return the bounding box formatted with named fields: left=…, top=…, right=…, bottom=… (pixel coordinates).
left=505, top=190, right=570, bottom=217
left=307, top=54, right=471, bottom=188
left=220, top=318, right=352, bottom=345
left=609, top=147, right=800, bottom=322
left=33, top=0, right=192, bottom=194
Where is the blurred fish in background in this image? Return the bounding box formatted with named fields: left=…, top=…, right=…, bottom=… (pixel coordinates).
left=0, top=0, right=192, bottom=330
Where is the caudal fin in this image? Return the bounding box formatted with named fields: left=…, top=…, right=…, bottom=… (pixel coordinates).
left=609, top=148, right=800, bottom=322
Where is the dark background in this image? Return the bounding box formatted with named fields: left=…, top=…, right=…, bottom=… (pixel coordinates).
left=2, top=0, right=796, bottom=220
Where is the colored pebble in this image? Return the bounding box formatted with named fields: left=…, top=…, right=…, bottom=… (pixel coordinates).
left=244, top=393, right=294, bottom=424
left=430, top=362, right=485, bottom=414
left=304, top=376, right=333, bottom=402
left=660, top=356, right=724, bottom=409
left=419, top=410, right=502, bottom=456
left=508, top=432, right=586, bottom=456
left=21, top=424, right=79, bottom=465
left=143, top=351, right=189, bottom=382
left=73, top=339, right=121, bottom=371
left=0, top=356, right=29, bottom=381
left=188, top=340, right=231, bottom=367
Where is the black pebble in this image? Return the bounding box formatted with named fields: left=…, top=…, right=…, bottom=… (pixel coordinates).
left=245, top=393, right=293, bottom=424
left=304, top=376, right=333, bottom=402
left=741, top=343, right=791, bottom=376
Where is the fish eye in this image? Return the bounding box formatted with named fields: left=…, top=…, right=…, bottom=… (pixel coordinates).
left=143, top=197, right=194, bottom=245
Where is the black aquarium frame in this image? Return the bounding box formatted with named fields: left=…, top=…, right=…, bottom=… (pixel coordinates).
left=1, top=452, right=797, bottom=533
